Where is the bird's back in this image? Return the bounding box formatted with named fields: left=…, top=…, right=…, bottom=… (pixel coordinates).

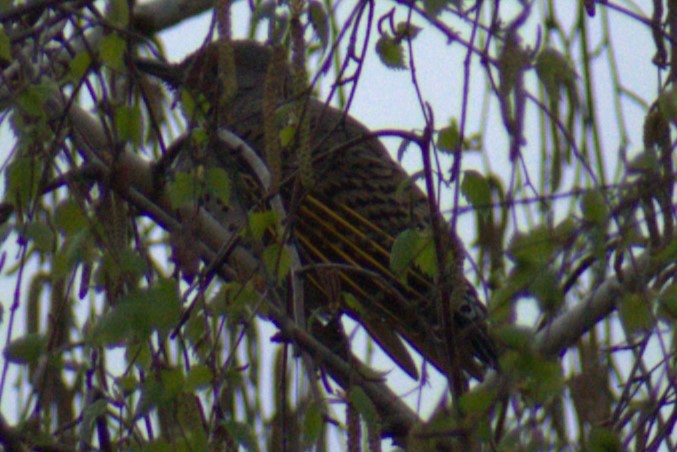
left=147, top=41, right=497, bottom=380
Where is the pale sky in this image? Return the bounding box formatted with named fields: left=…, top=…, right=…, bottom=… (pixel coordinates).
left=0, top=2, right=664, bottom=449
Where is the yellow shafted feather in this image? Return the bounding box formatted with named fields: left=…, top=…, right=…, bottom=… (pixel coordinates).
left=138, top=40, right=498, bottom=381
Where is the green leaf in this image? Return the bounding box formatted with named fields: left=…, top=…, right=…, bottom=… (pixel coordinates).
left=205, top=167, right=231, bottom=206
left=0, top=26, right=11, bottom=62
left=136, top=380, right=159, bottom=418
left=107, top=0, right=129, bottom=27
left=525, top=359, right=564, bottom=403
left=375, top=35, right=405, bottom=70
left=417, top=414, right=459, bottom=449
left=390, top=228, right=438, bottom=279
left=186, top=365, right=212, bottom=391
left=580, top=189, right=608, bottom=225
left=495, top=325, right=532, bottom=351
left=437, top=119, right=461, bottom=153
left=126, top=343, right=151, bottom=371
left=54, top=229, right=95, bottom=277
left=167, top=171, right=200, bottom=210
left=303, top=401, right=323, bottom=445
left=461, top=170, right=491, bottom=210
left=69, top=51, right=91, bottom=80
left=422, top=0, right=461, bottom=17
left=180, top=90, right=209, bottom=122
left=99, top=33, right=125, bottom=71
left=90, top=279, right=181, bottom=345
left=349, top=386, right=379, bottom=428
left=391, top=228, right=424, bottom=276
left=161, top=367, right=185, bottom=398
left=342, top=292, right=365, bottom=315
left=143, top=279, right=182, bottom=330
left=4, top=333, right=47, bottom=365
left=501, top=345, right=563, bottom=403
left=175, top=393, right=208, bottom=449
left=21, top=221, right=54, bottom=253
left=6, top=157, right=41, bottom=206
left=657, top=85, right=677, bottom=124
left=536, top=47, right=577, bottom=102
left=553, top=218, right=577, bottom=243
left=395, top=22, right=421, bottom=41
left=588, top=427, right=622, bottom=452
left=180, top=89, right=197, bottom=117
left=307, top=1, right=329, bottom=49
left=212, top=282, right=258, bottom=318
left=416, top=235, right=437, bottom=278
left=489, top=285, right=518, bottom=323
left=114, top=105, right=142, bottom=145
left=641, top=108, right=670, bottom=152
left=55, top=200, right=89, bottom=235
left=190, top=128, right=208, bottom=147
left=627, top=149, right=659, bottom=175
left=117, top=248, right=148, bottom=275
left=507, top=226, right=557, bottom=267
left=437, top=118, right=481, bottom=153
left=16, top=81, right=53, bottom=118
left=529, top=269, right=563, bottom=314
left=81, top=399, right=108, bottom=441
left=279, top=125, right=296, bottom=148
left=247, top=210, right=277, bottom=241
left=263, top=244, right=291, bottom=282
left=657, top=283, right=676, bottom=321
left=95, top=248, right=147, bottom=290
left=618, top=292, right=653, bottom=335
left=225, top=420, right=259, bottom=451
left=115, top=374, right=138, bottom=394
left=184, top=312, right=207, bottom=349
left=459, top=387, right=497, bottom=417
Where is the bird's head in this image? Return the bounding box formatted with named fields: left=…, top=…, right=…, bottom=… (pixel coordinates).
left=136, top=40, right=287, bottom=105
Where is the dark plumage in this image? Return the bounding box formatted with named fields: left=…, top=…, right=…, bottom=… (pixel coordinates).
left=138, top=41, right=497, bottom=381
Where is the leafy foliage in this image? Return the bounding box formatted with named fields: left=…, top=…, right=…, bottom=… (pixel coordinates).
left=0, top=1, right=673, bottom=451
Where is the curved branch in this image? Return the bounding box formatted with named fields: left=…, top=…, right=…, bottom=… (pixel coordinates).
left=479, top=248, right=672, bottom=393
left=535, top=251, right=667, bottom=357
left=132, top=0, right=214, bottom=36
left=45, top=95, right=427, bottom=446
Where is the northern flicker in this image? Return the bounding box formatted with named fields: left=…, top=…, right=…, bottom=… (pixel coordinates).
left=137, top=41, right=497, bottom=381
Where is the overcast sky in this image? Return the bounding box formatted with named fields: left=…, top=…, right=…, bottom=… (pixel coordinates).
left=153, top=0, right=660, bottom=435
left=0, top=2, right=662, bottom=449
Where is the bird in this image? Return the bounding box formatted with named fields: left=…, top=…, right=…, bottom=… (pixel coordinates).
left=136, top=40, right=497, bottom=381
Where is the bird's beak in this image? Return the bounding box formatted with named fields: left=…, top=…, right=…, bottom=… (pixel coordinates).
left=134, top=58, right=182, bottom=87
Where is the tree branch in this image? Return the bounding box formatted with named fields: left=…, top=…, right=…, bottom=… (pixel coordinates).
left=479, top=248, right=671, bottom=393
left=41, top=93, right=427, bottom=446
left=132, top=0, right=214, bottom=36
